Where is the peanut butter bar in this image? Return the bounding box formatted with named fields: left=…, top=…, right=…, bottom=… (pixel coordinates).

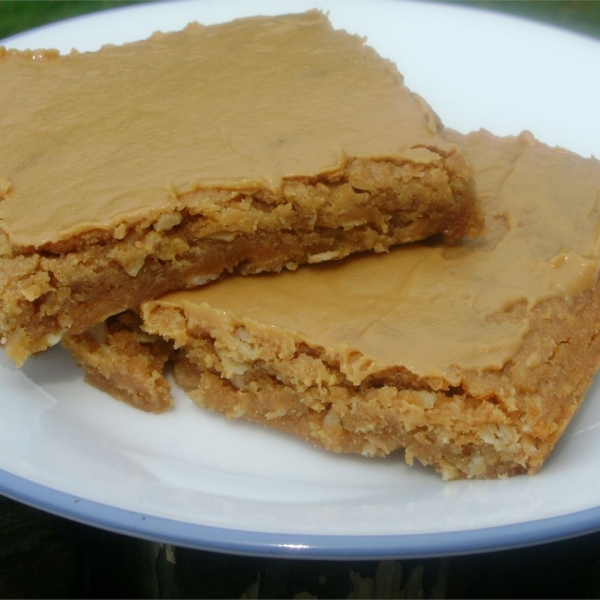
left=65, top=130, right=600, bottom=478
left=0, top=11, right=481, bottom=365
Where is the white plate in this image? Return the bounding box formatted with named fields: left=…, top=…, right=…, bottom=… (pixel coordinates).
left=2, top=0, right=600, bottom=559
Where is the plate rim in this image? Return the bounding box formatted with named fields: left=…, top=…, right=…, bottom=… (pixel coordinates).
left=3, top=466, right=600, bottom=558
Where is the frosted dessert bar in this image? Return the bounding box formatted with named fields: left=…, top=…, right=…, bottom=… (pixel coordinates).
left=65, top=130, right=600, bottom=478
left=0, top=11, right=481, bottom=365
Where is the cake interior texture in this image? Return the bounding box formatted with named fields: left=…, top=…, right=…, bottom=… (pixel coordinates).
left=65, top=129, right=600, bottom=479
left=0, top=11, right=481, bottom=365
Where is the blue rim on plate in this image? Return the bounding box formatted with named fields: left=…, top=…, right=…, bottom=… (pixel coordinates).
left=3, top=467, right=600, bottom=559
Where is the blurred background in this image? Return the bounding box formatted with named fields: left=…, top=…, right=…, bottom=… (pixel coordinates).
left=1, top=0, right=600, bottom=41
left=1, top=1, right=600, bottom=599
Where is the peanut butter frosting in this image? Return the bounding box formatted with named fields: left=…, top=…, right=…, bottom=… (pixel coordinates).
left=147, top=130, right=600, bottom=380
left=0, top=10, right=454, bottom=247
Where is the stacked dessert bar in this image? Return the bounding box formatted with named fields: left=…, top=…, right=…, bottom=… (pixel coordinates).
left=2, top=11, right=600, bottom=479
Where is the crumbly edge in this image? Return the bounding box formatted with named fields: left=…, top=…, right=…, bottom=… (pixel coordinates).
left=63, top=312, right=173, bottom=413
left=0, top=153, right=481, bottom=364
left=64, top=280, right=600, bottom=479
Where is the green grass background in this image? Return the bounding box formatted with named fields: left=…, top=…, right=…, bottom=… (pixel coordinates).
left=1, top=0, right=600, bottom=42
left=0, top=1, right=147, bottom=39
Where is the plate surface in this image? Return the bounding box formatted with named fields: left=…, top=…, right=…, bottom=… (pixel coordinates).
left=2, top=0, right=600, bottom=559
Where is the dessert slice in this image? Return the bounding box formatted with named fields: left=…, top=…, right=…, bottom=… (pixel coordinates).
left=65, top=129, right=600, bottom=479
left=0, top=11, right=481, bottom=365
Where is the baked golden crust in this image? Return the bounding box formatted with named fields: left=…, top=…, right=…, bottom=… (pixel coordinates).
left=64, top=282, right=600, bottom=478
left=0, top=12, right=481, bottom=364
left=172, top=288, right=600, bottom=479
left=63, top=312, right=172, bottom=413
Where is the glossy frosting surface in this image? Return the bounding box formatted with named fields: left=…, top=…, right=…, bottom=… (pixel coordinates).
left=0, top=11, right=447, bottom=246
left=155, top=130, right=600, bottom=378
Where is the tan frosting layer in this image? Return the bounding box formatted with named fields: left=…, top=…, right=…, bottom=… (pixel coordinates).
left=150, top=130, right=600, bottom=380
left=0, top=11, right=451, bottom=247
